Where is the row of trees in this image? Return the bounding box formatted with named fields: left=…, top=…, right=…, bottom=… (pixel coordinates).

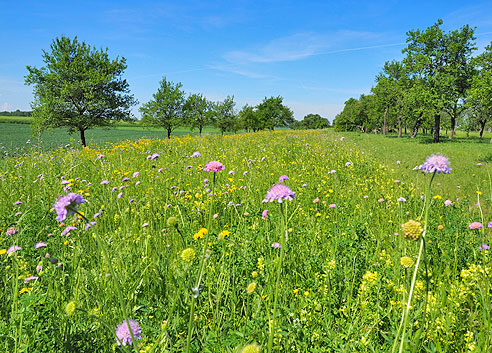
left=25, top=36, right=330, bottom=146
left=334, top=20, right=492, bottom=142
left=0, top=110, right=32, bottom=117
left=139, top=78, right=296, bottom=139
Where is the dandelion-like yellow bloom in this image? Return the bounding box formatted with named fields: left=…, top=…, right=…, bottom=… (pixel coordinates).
left=400, top=256, right=414, bottom=269
left=401, top=219, right=423, bottom=241
left=247, top=282, right=257, bottom=294
left=251, top=271, right=258, bottom=278
left=65, top=301, right=76, bottom=316
left=181, top=248, right=196, bottom=262
left=241, top=343, right=261, bottom=353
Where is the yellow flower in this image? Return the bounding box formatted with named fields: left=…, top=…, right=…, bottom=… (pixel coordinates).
left=251, top=271, right=258, bottom=278
left=181, top=248, right=196, bottom=262
left=241, top=344, right=261, bottom=353
left=433, top=194, right=442, bottom=200
left=400, top=256, right=414, bottom=269
left=65, top=301, right=76, bottom=316
left=247, top=282, right=257, bottom=294
left=304, top=290, right=310, bottom=296
left=19, top=288, right=31, bottom=294
left=0, top=249, right=6, bottom=255
left=401, top=219, right=423, bottom=241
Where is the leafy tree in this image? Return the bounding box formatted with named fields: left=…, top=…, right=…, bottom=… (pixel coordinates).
left=302, top=113, right=330, bottom=129
left=403, top=19, right=476, bottom=142
left=212, top=96, right=236, bottom=135
left=140, top=77, right=185, bottom=139
left=25, top=36, right=137, bottom=147
left=467, top=42, right=492, bottom=139
left=183, top=93, right=211, bottom=136
left=239, top=104, right=261, bottom=132
left=256, top=96, right=294, bottom=130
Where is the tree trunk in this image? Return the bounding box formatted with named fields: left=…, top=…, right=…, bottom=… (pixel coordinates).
left=411, top=112, right=423, bottom=138
left=433, top=113, right=440, bottom=143
left=383, top=105, right=388, bottom=135
left=449, top=102, right=458, bottom=140
left=79, top=128, right=87, bottom=147
left=479, top=120, right=486, bottom=139
left=167, top=127, right=171, bottom=139
left=398, top=114, right=402, bottom=138
left=404, top=123, right=407, bottom=135
left=199, top=126, right=203, bottom=136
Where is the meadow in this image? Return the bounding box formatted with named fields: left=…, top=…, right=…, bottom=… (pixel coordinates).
left=1, top=129, right=491, bottom=352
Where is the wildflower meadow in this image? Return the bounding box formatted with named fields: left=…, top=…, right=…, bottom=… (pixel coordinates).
left=1, top=130, right=491, bottom=352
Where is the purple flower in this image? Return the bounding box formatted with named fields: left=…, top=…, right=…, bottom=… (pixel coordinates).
left=243, top=171, right=248, bottom=175
left=24, top=276, right=38, bottom=283
left=132, top=172, right=139, bottom=178
left=228, top=170, right=234, bottom=175
left=115, top=320, right=142, bottom=346
left=85, top=222, right=97, bottom=230
left=186, top=165, right=192, bottom=170
left=488, top=221, right=492, bottom=228
left=122, top=177, right=130, bottom=182
left=204, top=161, right=225, bottom=172
left=97, top=154, right=105, bottom=159
left=477, top=163, right=483, bottom=166
left=93, top=212, right=101, bottom=219
left=329, top=204, right=336, bottom=208
left=378, top=198, right=384, bottom=203
left=129, top=199, right=135, bottom=204
left=263, top=183, right=295, bottom=203
left=118, top=192, right=123, bottom=199
left=278, top=175, right=289, bottom=182
left=191, top=152, right=201, bottom=157
left=6, top=227, right=19, bottom=236
left=7, top=245, right=22, bottom=254
left=363, top=195, right=368, bottom=199
left=397, top=197, right=406, bottom=202
left=147, top=153, right=160, bottom=160
left=100, top=180, right=109, bottom=185
left=469, top=222, right=483, bottom=230
left=61, top=226, right=77, bottom=236
left=345, top=162, right=351, bottom=167
left=54, top=193, right=85, bottom=222
left=142, top=222, right=149, bottom=227
left=419, top=154, right=452, bottom=174
left=479, top=244, right=490, bottom=251
left=262, top=209, right=269, bottom=219
left=34, top=242, right=47, bottom=249
left=13, top=201, right=22, bottom=205
left=271, top=242, right=281, bottom=249
left=444, top=200, right=453, bottom=207
left=36, top=265, right=42, bottom=272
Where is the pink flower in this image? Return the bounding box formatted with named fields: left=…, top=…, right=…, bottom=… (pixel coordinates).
left=278, top=175, right=289, bottom=182
left=419, top=154, right=451, bottom=174
left=469, top=222, right=483, bottom=230
left=444, top=200, right=453, bottom=207
left=313, top=198, right=319, bottom=204
left=204, top=161, right=225, bottom=172
left=329, top=204, right=336, bottom=208
left=263, top=183, right=295, bottom=203
left=132, top=172, right=139, bottom=178
left=34, top=242, right=47, bottom=249
left=345, top=162, right=351, bottom=167
left=262, top=209, right=269, bottom=219
left=378, top=198, right=385, bottom=203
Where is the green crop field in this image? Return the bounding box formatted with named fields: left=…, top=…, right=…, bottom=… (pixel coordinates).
left=1, top=129, right=492, bottom=352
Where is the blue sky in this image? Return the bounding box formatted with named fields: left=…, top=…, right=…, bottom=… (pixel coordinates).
left=1, top=1, right=492, bottom=122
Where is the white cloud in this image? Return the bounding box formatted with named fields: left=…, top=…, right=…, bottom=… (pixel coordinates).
left=1, top=102, right=12, bottom=111
left=223, top=30, right=390, bottom=65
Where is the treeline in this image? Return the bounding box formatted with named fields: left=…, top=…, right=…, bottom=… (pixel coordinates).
left=334, top=19, right=492, bottom=142
left=0, top=110, right=32, bottom=117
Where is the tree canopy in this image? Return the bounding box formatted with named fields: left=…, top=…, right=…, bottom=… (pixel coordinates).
left=25, top=36, right=137, bottom=146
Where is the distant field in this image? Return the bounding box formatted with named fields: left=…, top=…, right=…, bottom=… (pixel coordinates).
left=0, top=120, right=221, bottom=152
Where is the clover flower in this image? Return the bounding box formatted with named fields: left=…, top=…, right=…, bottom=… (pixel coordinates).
left=419, top=154, right=451, bottom=174
left=54, top=193, right=85, bottom=222
left=263, top=183, right=295, bottom=203
left=204, top=161, right=225, bottom=172
left=115, top=319, right=142, bottom=346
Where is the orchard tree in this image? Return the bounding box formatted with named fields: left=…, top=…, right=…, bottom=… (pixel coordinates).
left=183, top=93, right=211, bottom=136
left=25, top=36, right=137, bottom=147
left=256, top=96, right=294, bottom=130
left=212, top=96, right=236, bottom=135
left=239, top=104, right=261, bottom=132
left=140, top=77, right=185, bottom=139
left=403, top=19, right=476, bottom=142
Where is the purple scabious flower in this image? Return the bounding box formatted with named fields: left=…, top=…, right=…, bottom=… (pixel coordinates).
left=191, top=152, right=201, bottom=157
left=34, top=242, right=47, bottom=249
left=115, top=319, right=142, bottom=346
left=278, top=175, right=289, bottom=182
left=6, top=227, right=19, bottom=236
left=97, top=154, right=105, bottom=159
left=61, top=226, right=77, bottom=236
left=24, top=276, right=38, bottom=283
left=204, top=161, right=225, bottom=172
left=271, top=242, right=281, bottom=249
left=419, top=154, right=452, bottom=174
left=100, top=180, right=109, bottom=185
left=479, top=244, right=490, bottom=251
left=7, top=245, right=22, bottom=254
left=469, top=222, right=483, bottom=230
left=132, top=172, right=139, bottom=178
left=147, top=153, right=160, bottom=160
left=444, top=200, right=453, bottom=207
left=262, top=209, right=269, bottom=219
left=122, top=177, right=130, bottom=182
left=54, top=193, right=85, bottom=222
left=263, top=183, right=295, bottom=203
left=85, top=222, right=97, bottom=230
left=13, top=201, right=22, bottom=205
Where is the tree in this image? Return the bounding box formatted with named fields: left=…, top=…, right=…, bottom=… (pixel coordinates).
left=212, top=96, right=236, bottom=135
left=256, top=96, right=294, bottom=130
left=302, top=113, right=330, bottom=129
left=403, top=19, right=476, bottom=143
left=183, top=93, right=210, bottom=136
left=140, top=77, right=185, bottom=139
left=238, top=104, right=261, bottom=132
left=25, top=36, right=137, bottom=147
left=467, top=42, right=492, bottom=140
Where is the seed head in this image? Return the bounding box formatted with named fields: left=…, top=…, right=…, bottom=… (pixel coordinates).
left=401, top=220, right=423, bottom=241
